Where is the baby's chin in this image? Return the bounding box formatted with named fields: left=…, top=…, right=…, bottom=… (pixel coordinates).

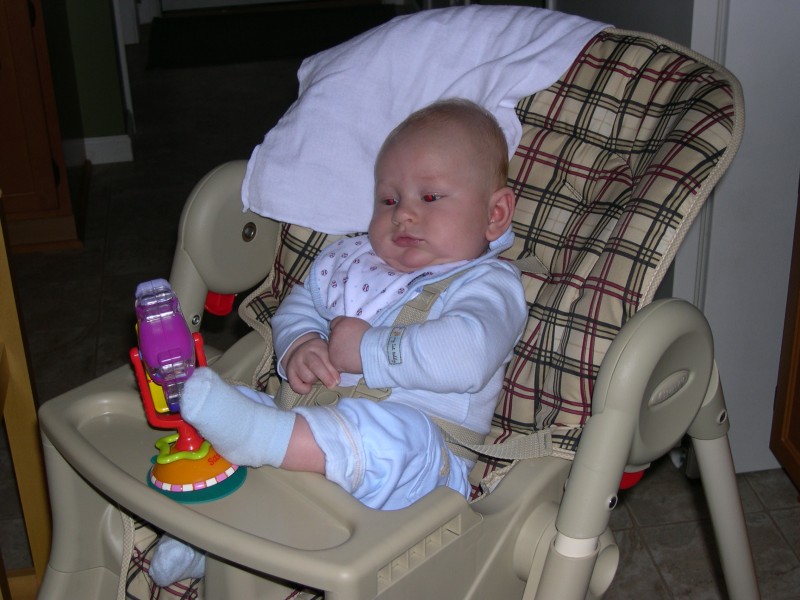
left=379, top=251, right=436, bottom=273
left=381, top=251, right=474, bottom=273
left=382, top=258, right=426, bottom=273
left=370, top=236, right=487, bottom=272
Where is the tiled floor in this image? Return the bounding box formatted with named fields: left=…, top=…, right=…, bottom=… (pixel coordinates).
left=3, top=20, right=800, bottom=599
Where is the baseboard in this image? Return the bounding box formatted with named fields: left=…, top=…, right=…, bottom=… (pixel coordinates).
left=62, top=135, right=134, bottom=167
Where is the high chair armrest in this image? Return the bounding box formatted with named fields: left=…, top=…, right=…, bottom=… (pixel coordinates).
left=557, top=298, right=714, bottom=541
left=532, top=299, right=720, bottom=599
left=538, top=299, right=756, bottom=600
left=169, top=161, right=279, bottom=332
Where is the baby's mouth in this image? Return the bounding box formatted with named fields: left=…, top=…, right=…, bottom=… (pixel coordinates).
left=393, top=234, right=422, bottom=247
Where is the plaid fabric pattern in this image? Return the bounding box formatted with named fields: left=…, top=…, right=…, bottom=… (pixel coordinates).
left=240, top=30, right=741, bottom=482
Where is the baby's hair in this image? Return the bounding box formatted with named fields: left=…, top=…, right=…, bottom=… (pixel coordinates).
left=379, top=99, right=509, bottom=189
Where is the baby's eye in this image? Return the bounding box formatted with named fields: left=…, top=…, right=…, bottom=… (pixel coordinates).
left=381, top=197, right=398, bottom=206
left=422, top=193, right=442, bottom=203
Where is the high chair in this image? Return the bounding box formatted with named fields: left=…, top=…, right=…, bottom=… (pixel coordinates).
left=37, top=22, right=757, bottom=600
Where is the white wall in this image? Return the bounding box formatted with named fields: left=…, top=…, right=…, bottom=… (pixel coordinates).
left=695, top=0, right=800, bottom=472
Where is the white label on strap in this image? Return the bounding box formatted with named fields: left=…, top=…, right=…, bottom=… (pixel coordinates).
left=387, top=326, right=405, bottom=365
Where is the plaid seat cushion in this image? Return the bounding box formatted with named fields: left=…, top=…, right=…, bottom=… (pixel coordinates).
left=240, top=30, right=741, bottom=479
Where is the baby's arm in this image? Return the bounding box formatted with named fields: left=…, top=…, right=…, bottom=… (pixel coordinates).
left=282, top=333, right=340, bottom=394
left=360, top=264, right=527, bottom=393
left=273, top=282, right=340, bottom=393
left=328, top=316, right=371, bottom=374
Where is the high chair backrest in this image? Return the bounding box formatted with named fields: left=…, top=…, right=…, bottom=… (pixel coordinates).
left=485, top=29, right=743, bottom=471
left=240, top=29, right=743, bottom=481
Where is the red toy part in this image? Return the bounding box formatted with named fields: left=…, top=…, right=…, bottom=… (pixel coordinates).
left=205, top=291, right=236, bottom=316
left=619, top=469, right=646, bottom=490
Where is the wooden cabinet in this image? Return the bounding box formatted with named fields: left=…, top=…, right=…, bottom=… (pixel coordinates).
left=771, top=178, right=800, bottom=491
left=0, top=0, right=78, bottom=250
left=0, top=214, right=51, bottom=592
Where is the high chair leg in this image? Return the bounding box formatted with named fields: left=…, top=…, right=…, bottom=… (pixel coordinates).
left=689, top=366, right=760, bottom=600
left=692, top=435, right=760, bottom=600
left=530, top=535, right=599, bottom=600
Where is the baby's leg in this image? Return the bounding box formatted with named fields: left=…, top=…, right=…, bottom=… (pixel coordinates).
left=180, top=367, right=296, bottom=468
left=295, top=399, right=471, bottom=510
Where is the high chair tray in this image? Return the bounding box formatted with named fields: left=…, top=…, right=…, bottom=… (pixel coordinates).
left=39, top=363, right=485, bottom=593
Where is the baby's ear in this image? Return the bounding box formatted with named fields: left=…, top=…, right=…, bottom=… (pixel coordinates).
left=485, top=187, right=516, bottom=241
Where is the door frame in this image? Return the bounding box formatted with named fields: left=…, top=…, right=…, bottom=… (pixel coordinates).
left=771, top=176, right=800, bottom=490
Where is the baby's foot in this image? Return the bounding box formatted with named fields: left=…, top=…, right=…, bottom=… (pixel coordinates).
left=179, top=367, right=238, bottom=434
left=149, top=534, right=205, bottom=587
left=181, top=367, right=296, bottom=467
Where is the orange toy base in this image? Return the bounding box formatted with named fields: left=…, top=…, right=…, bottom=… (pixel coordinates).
left=150, top=435, right=239, bottom=493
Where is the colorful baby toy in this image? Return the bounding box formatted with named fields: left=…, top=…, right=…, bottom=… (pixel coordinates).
left=130, top=278, right=245, bottom=502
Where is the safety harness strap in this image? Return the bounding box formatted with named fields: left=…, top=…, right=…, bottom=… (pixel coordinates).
left=391, top=272, right=461, bottom=326
left=275, top=379, right=390, bottom=410
left=432, top=417, right=553, bottom=462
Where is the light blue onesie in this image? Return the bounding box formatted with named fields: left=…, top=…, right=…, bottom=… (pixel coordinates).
left=268, top=227, right=527, bottom=509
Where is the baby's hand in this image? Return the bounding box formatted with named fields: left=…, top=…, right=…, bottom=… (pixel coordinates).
left=283, top=333, right=340, bottom=394
left=328, top=317, right=370, bottom=374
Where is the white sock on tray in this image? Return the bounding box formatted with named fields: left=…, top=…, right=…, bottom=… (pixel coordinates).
left=180, top=367, right=296, bottom=468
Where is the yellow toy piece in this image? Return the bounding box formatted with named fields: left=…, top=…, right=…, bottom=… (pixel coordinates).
left=148, top=375, right=170, bottom=413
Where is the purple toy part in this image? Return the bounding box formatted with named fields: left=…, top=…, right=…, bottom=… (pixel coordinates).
left=135, top=278, right=195, bottom=409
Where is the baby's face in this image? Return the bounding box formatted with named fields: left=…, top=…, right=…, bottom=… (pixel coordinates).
left=368, top=123, right=496, bottom=273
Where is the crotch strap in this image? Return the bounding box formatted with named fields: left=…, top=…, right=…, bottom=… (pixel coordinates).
left=275, top=378, right=390, bottom=410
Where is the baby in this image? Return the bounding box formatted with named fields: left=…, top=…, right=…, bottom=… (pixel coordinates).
left=149, top=98, right=527, bottom=586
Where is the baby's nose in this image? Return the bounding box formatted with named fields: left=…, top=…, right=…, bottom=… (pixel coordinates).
left=393, top=201, right=417, bottom=223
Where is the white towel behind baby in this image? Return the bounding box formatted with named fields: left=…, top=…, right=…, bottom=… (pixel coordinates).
left=242, top=5, right=609, bottom=235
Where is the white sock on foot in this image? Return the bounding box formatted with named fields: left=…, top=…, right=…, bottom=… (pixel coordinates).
left=180, top=367, right=296, bottom=467
left=149, top=534, right=205, bottom=587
